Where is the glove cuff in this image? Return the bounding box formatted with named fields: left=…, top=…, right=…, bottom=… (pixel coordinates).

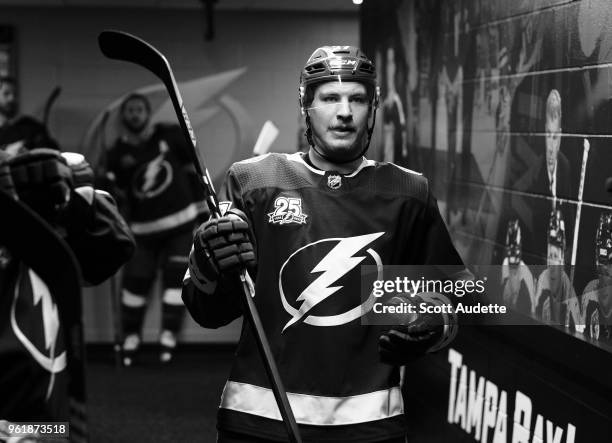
left=188, top=242, right=219, bottom=295
left=416, top=292, right=458, bottom=353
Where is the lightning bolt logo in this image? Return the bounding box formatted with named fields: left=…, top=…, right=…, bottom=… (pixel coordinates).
left=29, top=270, right=60, bottom=351
left=142, top=140, right=169, bottom=193
left=283, top=232, right=384, bottom=332
left=142, top=155, right=163, bottom=193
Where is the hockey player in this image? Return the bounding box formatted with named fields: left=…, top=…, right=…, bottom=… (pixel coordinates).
left=534, top=209, right=577, bottom=325
left=183, top=46, right=466, bottom=442
left=0, top=76, right=59, bottom=154
left=0, top=147, right=134, bottom=432
left=581, top=211, right=612, bottom=342
left=103, top=93, right=206, bottom=365
left=501, top=219, right=535, bottom=315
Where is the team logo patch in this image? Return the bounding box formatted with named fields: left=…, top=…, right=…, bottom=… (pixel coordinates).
left=268, top=196, right=308, bottom=225
left=279, top=232, right=384, bottom=331
left=218, top=201, right=233, bottom=216
left=327, top=174, right=342, bottom=189
left=12, top=270, right=66, bottom=399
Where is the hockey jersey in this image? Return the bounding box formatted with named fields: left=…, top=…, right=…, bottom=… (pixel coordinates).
left=534, top=268, right=576, bottom=325
left=106, top=123, right=205, bottom=235
left=183, top=153, right=464, bottom=442
left=0, top=116, right=58, bottom=155
left=0, top=189, right=134, bottom=435
left=501, top=258, right=535, bottom=316
left=582, top=278, right=612, bottom=342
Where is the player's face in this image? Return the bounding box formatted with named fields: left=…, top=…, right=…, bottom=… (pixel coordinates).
left=121, top=98, right=150, bottom=134
left=308, top=81, right=371, bottom=162
left=545, top=117, right=561, bottom=176
left=0, top=82, right=17, bottom=119
left=547, top=244, right=564, bottom=292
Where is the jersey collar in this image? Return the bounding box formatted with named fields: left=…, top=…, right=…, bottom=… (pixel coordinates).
left=286, top=152, right=376, bottom=177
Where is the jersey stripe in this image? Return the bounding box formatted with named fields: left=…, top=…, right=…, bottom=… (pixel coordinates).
left=220, top=381, right=404, bottom=426
left=130, top=203, right=198, bottom=235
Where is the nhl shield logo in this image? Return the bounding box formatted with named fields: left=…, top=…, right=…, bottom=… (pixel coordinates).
left=327, top=174, right=342, bottom=189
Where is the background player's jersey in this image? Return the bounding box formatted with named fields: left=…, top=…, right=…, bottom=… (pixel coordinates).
left=184, top=152, right=464, bottom=442
left=501, top=259, right=535, bottom=316
left=0, top=116, right=59, bottom=156
left=106, top=123, right=204, bottom=235
left=582, top=278, right=612, bottom=342
left=534, top=268, right=575, bottom=324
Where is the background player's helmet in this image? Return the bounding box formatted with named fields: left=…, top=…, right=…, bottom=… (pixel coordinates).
left=596, top=211, right=612, bottom=270
left=547, top=208, right=566, bottom=262
left=505, top=219, right=522, bottom=265
left=299, top=46, right=380, bottom=162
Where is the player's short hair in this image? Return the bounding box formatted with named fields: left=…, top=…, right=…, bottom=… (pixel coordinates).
left=545, top=89, right=561, bottom=125
left=120, top=92, right=151, bottom=115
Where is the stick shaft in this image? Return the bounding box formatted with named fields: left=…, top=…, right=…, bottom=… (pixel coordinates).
left=134, top=37, right=303, bottom=443
left=570, top=139, right=589, bottom=283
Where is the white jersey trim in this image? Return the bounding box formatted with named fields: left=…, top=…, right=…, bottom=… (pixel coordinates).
left=388, top=162, right=422, bottom=176
left=220, top=380, right=404, bottom=426
left=130, top=203, right=198, bottom=235
left=286, top=152, right=376, bottom=178
left=235, top=153, right=272, bottom=165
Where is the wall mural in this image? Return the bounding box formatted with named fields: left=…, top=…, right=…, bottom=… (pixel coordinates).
left=361, top=0, right=612, bottom=351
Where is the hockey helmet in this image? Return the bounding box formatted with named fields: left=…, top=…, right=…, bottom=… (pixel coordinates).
left=547, top=208, right=566, bottom=262
left=299, top=46, right=380, bottom=162
left=596, top=211, right=612, bottom=267
left=505, top=219, right=522, bottom=265
left=299, top=46, right=378, bottom=110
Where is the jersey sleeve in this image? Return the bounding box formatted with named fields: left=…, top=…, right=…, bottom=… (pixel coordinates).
left=181, top=166, right=246, bottom=329
left=63, top=189, right=135, bottom=285
left=413, top=190, right=469, bottom=352
left=418, top=192, right=465, bottom=267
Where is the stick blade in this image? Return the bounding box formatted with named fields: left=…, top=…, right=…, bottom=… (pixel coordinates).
left=98, top=30, right=170, bottom=84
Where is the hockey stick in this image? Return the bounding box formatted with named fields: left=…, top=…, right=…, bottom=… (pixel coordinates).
left=98, top=30, right=302, bottom=443
left=252, top=120, right=279, bottom=156
left=43, top=86, right=61, bottom=128
left=570, top=138, right=590, bottom=284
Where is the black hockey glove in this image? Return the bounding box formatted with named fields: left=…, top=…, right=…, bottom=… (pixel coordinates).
left=379, top=293, right=455, bottom=366
left=189, top=208, right=256, bottom=294
left=8, top=148, right=73, bottom=223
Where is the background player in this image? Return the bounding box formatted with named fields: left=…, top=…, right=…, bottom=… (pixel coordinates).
left=582, top=211, right=612, bottom=342
left=183, top=46, right=467, bottom=442
left=534, top=209, right=577, bottom=325
left=102, top=93, right=206, bottom=366
left=0, top=76, right=58, bottom=154
left=501, top=219, right=535, bottom=315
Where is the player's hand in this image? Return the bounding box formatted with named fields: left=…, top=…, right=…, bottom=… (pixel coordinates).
left=62, top=152, right=95, bottom=204
left=8, top=148, right=73, bottom=221
left=378, top=299, right=445, bottom=366
left=62, top=152, right=94, bottom=188
left=189, top=208, right=256, bottom=289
